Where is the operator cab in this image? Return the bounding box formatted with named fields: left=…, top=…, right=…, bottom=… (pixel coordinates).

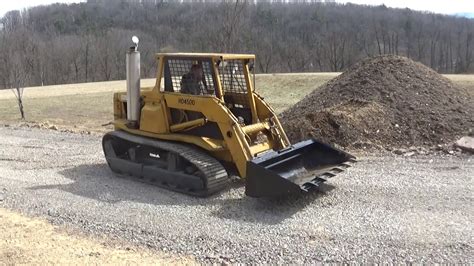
left=157, top=53, right=256, bottom=126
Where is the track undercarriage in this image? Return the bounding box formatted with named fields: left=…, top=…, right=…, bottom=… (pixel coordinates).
left=102, top=131, right=229, bottom=197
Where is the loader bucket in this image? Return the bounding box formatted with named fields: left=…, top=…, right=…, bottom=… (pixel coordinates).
left=245, top=139, right=355, bottom=197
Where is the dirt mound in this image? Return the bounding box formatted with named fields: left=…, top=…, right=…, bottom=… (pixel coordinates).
left=280, top=55, right=473, bottom=149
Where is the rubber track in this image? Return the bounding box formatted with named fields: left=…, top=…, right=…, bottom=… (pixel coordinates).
left=103, top=130, right=229, bottom=197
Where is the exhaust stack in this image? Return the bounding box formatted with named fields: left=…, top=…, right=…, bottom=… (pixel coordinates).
left=126, top=36, right=140, bottom=127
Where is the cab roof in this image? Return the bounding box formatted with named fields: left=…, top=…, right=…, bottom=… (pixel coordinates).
left=155, top=52, right=255, bottom=60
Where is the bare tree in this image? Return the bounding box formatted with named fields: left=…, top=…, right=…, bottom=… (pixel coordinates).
left=12, top=86, right=26, bottom=120
left=219, top=0, right=248, bottom=52
left=9, top=54, right=29, bottom=120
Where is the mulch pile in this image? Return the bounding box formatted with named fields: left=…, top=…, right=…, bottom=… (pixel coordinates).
left=280, top=55, right=473, bottom=150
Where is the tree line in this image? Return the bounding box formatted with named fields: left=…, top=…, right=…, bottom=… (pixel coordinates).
left=0, top=0, right=473, bottom=90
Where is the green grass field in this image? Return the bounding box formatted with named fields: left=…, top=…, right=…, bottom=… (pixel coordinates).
left=0, top=73, right=472, bottom=133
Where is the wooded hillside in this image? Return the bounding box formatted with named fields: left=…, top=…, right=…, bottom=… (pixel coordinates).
left=1, top=0, right=473, bottom=89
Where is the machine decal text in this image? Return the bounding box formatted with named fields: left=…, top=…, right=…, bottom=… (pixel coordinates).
left=178, top=98, right=195, bottom=105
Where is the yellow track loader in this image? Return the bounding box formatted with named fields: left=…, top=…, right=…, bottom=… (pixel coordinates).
left=102, top=38, right=355, bottom=197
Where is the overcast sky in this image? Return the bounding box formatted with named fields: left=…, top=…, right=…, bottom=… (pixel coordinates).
left=0, top=0, right=473, bottom=17
left=0, top=0, right=84, bottom=17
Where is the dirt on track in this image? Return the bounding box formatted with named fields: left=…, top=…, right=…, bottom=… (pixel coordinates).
left=280, top=55, right=474, bottom=149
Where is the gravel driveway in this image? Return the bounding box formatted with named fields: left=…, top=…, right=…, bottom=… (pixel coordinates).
left=0, top=126, right=472, bottom=263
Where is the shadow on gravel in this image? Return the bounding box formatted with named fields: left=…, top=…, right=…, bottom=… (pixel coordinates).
left=29, top=163, right=336, bottom=224
left=209, top=184, right=335, bottom=225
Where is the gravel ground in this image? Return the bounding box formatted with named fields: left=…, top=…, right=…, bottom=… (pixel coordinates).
left=0, top=126, right=472, bottom=263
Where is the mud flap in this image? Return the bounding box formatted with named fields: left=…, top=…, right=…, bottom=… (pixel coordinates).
left=245, top=139, right=355, bottom=197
